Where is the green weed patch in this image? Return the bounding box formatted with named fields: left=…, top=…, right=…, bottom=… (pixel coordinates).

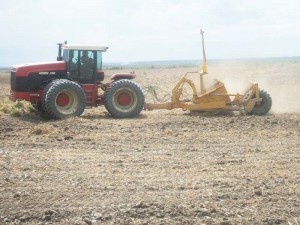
left=0, top=98, right=35, bottom=117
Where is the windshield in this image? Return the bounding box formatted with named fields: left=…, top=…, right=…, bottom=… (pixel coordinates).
left=62, top=49, right=69, bottom=62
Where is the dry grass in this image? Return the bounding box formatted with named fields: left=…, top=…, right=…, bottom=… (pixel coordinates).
left=0, top=98, right=35, bottom=117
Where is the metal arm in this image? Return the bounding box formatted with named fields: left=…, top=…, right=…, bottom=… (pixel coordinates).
left=200, top=29, right=207, bottom=73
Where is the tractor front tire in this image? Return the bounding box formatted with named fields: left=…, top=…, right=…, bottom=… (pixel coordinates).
left=250, top=90, right=272, bottom=115
left=42, top=79, right=86, bottom=119
left=104, top=79, right=144, bottom=118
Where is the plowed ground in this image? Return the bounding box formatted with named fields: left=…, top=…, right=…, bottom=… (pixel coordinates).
left=0, top=64, right=299, bottom=225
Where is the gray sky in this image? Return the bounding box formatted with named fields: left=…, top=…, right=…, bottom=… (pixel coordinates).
left=0, top=0, right=299, bottom=66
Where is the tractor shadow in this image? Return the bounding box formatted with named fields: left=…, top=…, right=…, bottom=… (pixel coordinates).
left=11, top=111, right=148, bottom=124
left=81, top=112, right=148, bottom=120
left=14, top=109, right=248, bottom=124
left=15, top=112, right=46, bottom=124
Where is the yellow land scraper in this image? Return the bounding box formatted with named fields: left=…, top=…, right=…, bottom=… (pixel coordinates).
left=144, top=29, right=272, bottom=115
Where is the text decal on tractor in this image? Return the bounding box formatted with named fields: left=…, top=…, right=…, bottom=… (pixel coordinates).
left=9, top=42, right=145, bottom=119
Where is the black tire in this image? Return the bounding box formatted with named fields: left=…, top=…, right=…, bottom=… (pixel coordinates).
left=104, top=79, right=144, bottom=118
left=32, top=101, right=51, bottom=119
left=32, top=101, right=44, bottom=112
left=41, top=79, right=86, bottom=119
left=250, top=90, right=272, bottom=115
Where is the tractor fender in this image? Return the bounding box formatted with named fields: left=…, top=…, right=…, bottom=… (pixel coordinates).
left=110, top=73, right=136, bottom=81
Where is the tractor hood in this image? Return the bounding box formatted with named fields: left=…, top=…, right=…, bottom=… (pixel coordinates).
left=13, top=61, right=66, bottom=76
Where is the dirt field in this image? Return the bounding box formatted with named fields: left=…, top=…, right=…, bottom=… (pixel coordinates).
left=0, top=61, right=299, bottom=224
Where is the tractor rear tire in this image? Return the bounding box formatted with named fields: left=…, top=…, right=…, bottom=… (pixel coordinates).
left=104, top=79, right=144, bottom=118
left=42, top=79, right=86, bottom=119
left=250, top=90, right=272, bottom=115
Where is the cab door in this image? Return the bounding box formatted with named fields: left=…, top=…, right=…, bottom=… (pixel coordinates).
left=68, top=50, right=97, bottom=84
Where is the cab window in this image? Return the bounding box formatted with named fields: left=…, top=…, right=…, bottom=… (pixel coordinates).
left=97, top=51, right=102, bottom=70
left=69, top=50, right=79, bottom=79
left=80, top=51, right=95, bottom=80
left=63, top=49, right=69, bottom=62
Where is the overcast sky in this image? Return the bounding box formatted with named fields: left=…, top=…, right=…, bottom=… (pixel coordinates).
left=0, top=0, right=299, bottom=66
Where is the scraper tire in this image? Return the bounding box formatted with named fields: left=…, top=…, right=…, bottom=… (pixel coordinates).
left=250, top=90, right=272, bottom=115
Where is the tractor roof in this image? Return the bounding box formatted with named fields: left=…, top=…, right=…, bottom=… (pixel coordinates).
left=62, top=45, right=109, bottom=52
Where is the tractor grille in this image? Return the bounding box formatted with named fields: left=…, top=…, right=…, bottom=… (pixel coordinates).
left=10, top=70, right=30, bottom=92
left=10, top=71, right=16, bottom=91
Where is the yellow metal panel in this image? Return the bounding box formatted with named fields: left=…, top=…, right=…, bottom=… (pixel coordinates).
left=180, top=101, right=226, bottom=110
left=144, top=101, right=226, bottom=111
left=244, top=99, right=256, bottom=112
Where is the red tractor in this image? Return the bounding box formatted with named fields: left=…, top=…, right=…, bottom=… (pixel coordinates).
left=9, top=43, right=145, bottom=119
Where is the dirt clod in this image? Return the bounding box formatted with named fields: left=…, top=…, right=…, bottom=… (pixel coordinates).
left=83, top=218, right=92, bottom=225
left=13, top=192, right=21, bottom=198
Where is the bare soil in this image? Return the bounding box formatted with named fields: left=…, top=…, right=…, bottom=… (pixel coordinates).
left=0, top=62, right=299, bottom=225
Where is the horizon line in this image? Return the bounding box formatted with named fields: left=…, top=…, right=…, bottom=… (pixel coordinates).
left=105, top=55, right=300, bottom=64
left=0, top=55, right=299, bottom=68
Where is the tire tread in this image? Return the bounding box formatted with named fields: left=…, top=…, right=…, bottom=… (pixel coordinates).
left=41, top=79, right=86, bottom=119
left=104, top=79, right=144, bottom=118
left=250, top=90, right=272, bottom=115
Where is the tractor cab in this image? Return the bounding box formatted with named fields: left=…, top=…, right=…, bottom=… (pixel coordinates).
left=58, top=43, right=109, bottom=84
